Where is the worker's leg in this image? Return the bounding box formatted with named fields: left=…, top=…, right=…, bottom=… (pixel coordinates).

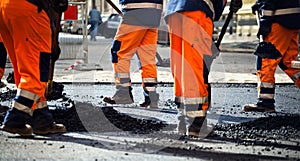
left=138, top=28, right=159, bottom=108
left=103, top=24, right=146, bottom=104
left=0, top=0, right=65, bottom=136
left=243, top=23, right=298, bottom=112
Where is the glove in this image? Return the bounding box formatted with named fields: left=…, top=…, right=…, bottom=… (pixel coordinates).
left=52, top=0, right=69, bottom=13
left=257, top=17, right=272, bottom=39
left=229, top=0, right=243, bottom=13
left=251, top=2, right=261, bottom=14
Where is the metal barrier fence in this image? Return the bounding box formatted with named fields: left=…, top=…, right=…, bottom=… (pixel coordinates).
left=59, top=1, right=89, bottom=63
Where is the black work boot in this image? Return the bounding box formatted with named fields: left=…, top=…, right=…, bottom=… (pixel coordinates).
left=31, top=107, right=66, bottom=135
left=139, top=91, right=159, bottom=108
left=103, top=86, right=134, bottom=104
left=0, top=108, right=33, bottom=136
left=243, top=98, right=275, bottom=112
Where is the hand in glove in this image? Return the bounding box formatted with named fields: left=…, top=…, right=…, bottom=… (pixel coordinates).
left=257, top=18, right=272, bottom=39
left=230, top=0, right=243, bottom=13
left=251, top=1, right=261, bottom=14
left=53, top=0, right=69, bottom=12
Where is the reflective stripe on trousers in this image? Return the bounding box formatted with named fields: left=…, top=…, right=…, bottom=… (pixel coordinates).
left=12, top=89, right=48, bottom=115
left=114, top=72, right=131, bottom=87
left=142, top=78, right=157, bottom=91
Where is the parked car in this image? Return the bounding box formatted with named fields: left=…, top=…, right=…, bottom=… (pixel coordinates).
left=98, top=13, right=121, bottom=38
left=101, top=14, right=109, bottom=23
left=70, top=19, right=91, bottom=35
left=60, top=20, right=72, bottom=33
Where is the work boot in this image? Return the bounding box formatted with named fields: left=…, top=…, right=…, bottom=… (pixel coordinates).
left=31, top=107, right=66, bottom=135
left=0, top=108, right=33, bottom=136
left=0, top=124, right=33, bottom=137
left=139, top=91, right=159, bottom=108
left=184, top=104, right=214, bottom=138
left=103, top=86, right=134, bottom=104
left=188, top=117, right=214, bottom=138
left=243, top=99, right=275, bottom=112
left=33, top=123, right=66, bottom=135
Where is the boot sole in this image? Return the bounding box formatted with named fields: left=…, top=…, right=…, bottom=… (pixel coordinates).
left=243, top=105, right=276, bottom=113
left=33, top=123, right=67, bottom=135
left=0, top=125, right=33, bottom=137
left=33, top=128, right=66, bottom=135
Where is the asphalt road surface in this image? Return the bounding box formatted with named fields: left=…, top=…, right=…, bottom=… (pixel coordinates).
left=0, top=35, right=299, bottom=160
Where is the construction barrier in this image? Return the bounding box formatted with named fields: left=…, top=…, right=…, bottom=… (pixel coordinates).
left=59, top=1, right=89, bottom=63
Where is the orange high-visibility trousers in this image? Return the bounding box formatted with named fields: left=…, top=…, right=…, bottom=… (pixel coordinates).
left=167, top=11, right=213, bottom=110
left=257, top=23, right=300, bottom=100
left=0, top=0, right=51, bottom=113
left=112, top=23, right=158, bottom=87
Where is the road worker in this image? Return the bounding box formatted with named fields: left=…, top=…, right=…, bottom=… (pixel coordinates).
left=164, top=0, right=242, bottom=137
left=243, top=0, right=300, bottom=112
left=103, top=0, right=163, bottom=108
left=0, top=0, right=68, bottom=136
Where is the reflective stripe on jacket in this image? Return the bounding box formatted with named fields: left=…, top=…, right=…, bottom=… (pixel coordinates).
left=119, top=0, right=163, bottom=27
left=259, top=0, right=300, bottom=29
left=164, top=0, right=227, bottom=22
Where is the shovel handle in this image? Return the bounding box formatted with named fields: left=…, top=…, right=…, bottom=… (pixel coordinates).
left=216, top=11, right=233, bottom=48
left=105, top=0, right=124, bottom=17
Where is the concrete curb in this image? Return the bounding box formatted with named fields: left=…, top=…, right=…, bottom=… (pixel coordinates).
left=53, top=70, right=294, bottom=84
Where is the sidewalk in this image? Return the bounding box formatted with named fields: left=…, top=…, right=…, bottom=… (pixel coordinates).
left=52, top=34, right=294, bottom=84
